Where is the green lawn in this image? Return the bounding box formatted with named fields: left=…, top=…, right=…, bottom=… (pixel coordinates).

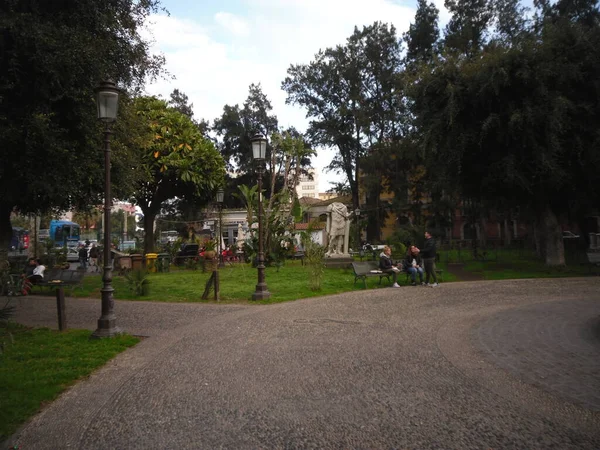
left=32, top=249, right=594, bottom=304
left=440, top=248, right=594, bottom=280
left=69, top=260, right=456, bottom=304
left=0, top=324, right=138, bottom=440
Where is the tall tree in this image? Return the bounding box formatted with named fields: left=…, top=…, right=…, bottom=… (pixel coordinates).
left=283, top=22, right=404, bottom=222
left=404, top=0, right=441, bottom=64
left=492, top=0, right=529, bottom=43
left=126, top=97, right=225, bottom=252
left=443, top=0, right=494, bottom=55
left=213, top=83, right=278, bottom=175
left=169, top=89, right=194, bottom=119
left=0, top=0, right=165, bottom=257
left=411, top=1, right=600, bottom=265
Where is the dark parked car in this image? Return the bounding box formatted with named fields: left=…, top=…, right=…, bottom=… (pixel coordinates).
left=174, top=243, right=199, bottom=265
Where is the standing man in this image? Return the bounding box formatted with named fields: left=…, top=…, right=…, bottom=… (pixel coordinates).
left=89, top=243, right=99, bottom=272
left=422, top=231, right=439, bottom=287
left=78, top=244, right=88, bottom=272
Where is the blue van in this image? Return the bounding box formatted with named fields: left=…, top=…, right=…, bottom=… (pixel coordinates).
left=49, top=220, right=81, bottom=247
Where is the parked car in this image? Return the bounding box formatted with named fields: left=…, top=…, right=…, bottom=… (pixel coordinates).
left=66, top=246, right=80, bottom=262
left=174, top=243, right=200, bottom=265
left=562, top=231, right=580, bottom=239
left=9, top=227, right=29, bottom=253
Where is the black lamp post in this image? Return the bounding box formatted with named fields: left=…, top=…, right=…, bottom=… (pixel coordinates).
left=355, top=208, right=361, bottom=250
left=92, top=80, right=121, bottom=339
left=216, top=188, right=225, bottom=268
left=251, top=133, right=271, bottom=301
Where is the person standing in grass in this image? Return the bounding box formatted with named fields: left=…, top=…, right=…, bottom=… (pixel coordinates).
left=422, top=231, right=439, bottom=287
left=379, top=245, right=401, bottom=288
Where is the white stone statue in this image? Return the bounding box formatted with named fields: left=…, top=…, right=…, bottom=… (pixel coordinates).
left=236, top=223, right=247, bottom=251
left=326, top=202, right=353, bottom=257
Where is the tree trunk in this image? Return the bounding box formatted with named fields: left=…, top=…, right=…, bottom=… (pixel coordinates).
left=479, top=216, right=487, bottom=248
left=143, top=211, right=157, bottom=253
left=503, top=219, right=511, bottom=247
left=533, top=221, right=544, bottom=259
left=0, top=204, right=13, bottom=267
left=538, top=207, right=565, bottom=266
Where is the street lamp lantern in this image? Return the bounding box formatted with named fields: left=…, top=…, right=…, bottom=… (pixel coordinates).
left=216, top=188, right=225, bottom=204
left=251, top=133, right=271, bottom=301
left=92, top=80, right=121, bottom=339
left=251, top=133, right=267, bottom=160
left=95, top=80, right=120, bottom=122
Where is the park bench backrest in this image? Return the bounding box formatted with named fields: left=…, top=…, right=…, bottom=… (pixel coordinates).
left=352, top=261, right=380, bottom=275
left=65, top=270, right=84, bottom=283
left=45, top=269, right=62, bottom=281
left=587, top=253, right=600, bottom=264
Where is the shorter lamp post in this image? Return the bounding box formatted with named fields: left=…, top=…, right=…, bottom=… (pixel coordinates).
left=251, top=133, right=271, bottom=301
left=92, top=80, right=121, bottom=339
left=355, top=208, right=361, bottom=251
left=216, top=188, right=225, bottom=268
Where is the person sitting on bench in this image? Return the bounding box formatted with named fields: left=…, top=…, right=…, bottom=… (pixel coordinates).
left=379, top=245, right=401, bottom=288
left=404, top=245, right=424, bottom=286
left=27, top=258, right=45, bottom=284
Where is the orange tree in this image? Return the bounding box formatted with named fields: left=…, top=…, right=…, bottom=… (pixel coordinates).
left=124, top=97, right=225, bottom=252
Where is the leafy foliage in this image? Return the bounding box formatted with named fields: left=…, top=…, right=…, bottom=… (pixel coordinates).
left=124, top=97, right=226, bottom=252
left=125, top=268, right=150, bottom=296
left=0, top=0, right=165, bottom=255
left=283, top=22, right=405, bottom=229
left=409, top=0, right=600, bottom=264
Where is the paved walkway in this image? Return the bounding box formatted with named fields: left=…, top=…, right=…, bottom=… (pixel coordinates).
left=5, top=278, right=600, bottom=449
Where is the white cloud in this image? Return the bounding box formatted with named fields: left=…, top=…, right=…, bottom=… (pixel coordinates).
left=143, top=0, right=449, bottom=191
left=215, top=12, right=251, bottom=37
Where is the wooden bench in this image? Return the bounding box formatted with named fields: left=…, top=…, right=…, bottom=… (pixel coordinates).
left=351, top=261, right=398, bottom=288
left=33, top=269, right=85, bottom=292
left=290, top=251, right=305, bottom=265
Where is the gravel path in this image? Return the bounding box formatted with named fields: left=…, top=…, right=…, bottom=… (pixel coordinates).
left=5, top=278, right=600, bottom=449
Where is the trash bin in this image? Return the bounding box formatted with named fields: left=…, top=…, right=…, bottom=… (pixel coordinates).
left=119, top=255, right=132, bottom=272
left=157, top=253, right=170, bottom=272
left=131, top=254, right=144, bottom=271
left=145, top=253, right=158, bottom=272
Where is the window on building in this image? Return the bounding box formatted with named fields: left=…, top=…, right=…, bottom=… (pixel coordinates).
left=302, top=185, right=315, bottom=190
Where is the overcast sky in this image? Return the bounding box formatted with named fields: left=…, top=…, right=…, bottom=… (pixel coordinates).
left=142, top=0, right=451, bottom=191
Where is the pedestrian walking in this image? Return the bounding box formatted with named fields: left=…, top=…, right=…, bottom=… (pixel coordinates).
left=89, top=244, right=99, bottom=272
left=78, top=244, right=88, bottom=271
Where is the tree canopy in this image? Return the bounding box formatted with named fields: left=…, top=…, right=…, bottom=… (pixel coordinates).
left=125, top=97, right=225, bottom=252
left=410, top=0, right=600, bottom=264
left=0, top=0, right=165, bottom=253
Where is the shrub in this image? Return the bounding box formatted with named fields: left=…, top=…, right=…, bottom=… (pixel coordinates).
left=125, top=268, right=150, bottom=296
left=304, top=240, right=326, bottom=291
